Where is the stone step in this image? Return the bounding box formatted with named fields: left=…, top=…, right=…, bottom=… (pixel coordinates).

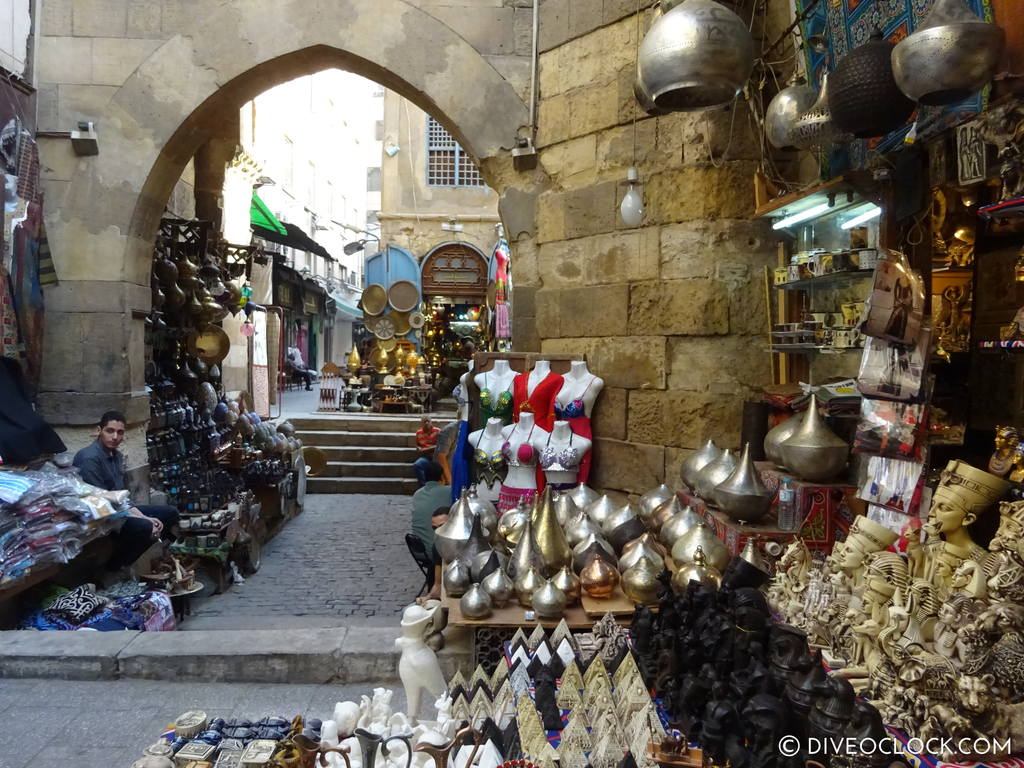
left=297, top=430, right=417, bottom=447
left=325, top=461, right=414, bottom=479
left=307, top=476, right=418, bottom=495
left=319, top=446, right=421, bottom=462
left=0, top=626, right=472, bottom=684
left=290, top=415, right=455, bottom=433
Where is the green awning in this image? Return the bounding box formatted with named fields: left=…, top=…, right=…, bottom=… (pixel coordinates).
left=250, top=193, right=286, bottom=235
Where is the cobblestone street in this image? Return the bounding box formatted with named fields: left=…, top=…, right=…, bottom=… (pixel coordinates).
left=187, top=494, right=425, bottom=629
left=0, top=679, right=407, bottom=768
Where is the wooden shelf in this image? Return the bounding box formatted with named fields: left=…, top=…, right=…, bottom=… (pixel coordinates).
left=754, top=172, right=878, bottom=220
left=774, top=269, right=874, bottom=291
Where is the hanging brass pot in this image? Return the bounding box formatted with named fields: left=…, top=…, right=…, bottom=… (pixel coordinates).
left=712, top=442, right=773, bottom=523
left=791, top=74, right=853, bottom=150
left=680, top=439, right=722, bottom=489
left=580, top=554, right=620, bottom=599
left=552, top=565, right=582, bottom=606
left=532, top=579, right=568, bottom=619
left=779, top=394, right=848, bottom=482
left=892, top=0, right=1005, bottom=106
left=622, top=557, right=662, bottom=606
left=828, top=31, right=915, bottom=139
left=435, top=493, right=476, bottom=562
left=671, top=521, right=729, bottom=572
left=514, top=566, right=544, bottom=607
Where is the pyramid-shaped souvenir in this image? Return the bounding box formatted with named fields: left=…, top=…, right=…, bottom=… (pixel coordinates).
left=468, top=686, right=493, bottom=727
left=626, top=707, right=657, bottom=762
left=451, top=693, right=471, bottom=726
left=502, top=719, right=523, bottom=761
left=550, top=618, right=576, bottom=652
left=448, top=668, right=467, bottom=691
left=583, top=655, right=611, bottom=691
left=510, top=627, right=529, bottom=647
left=490, top=659, right=509, bottom=691
left=614, top=671, right=652, bottom=722
left=479, top=716, right=506, bottom=755
left=509, top=660, right=532, bottom=700
left=533, top=637, right=554, bottom=665
left=560, top=659, right=584, bottom=695
left=612, top=652, right=643, bottom=691
left=491, top=679, right=517, bottom=728
left=584, top=683, right=617, bottom=727
left=509, top=640, right=531, bottom=670
left=554, top=634, right=577, bottom=669
left=528, top=738, right=560, bottom=768
left=517, top=693, right=544, bottom=739
left=469, top=664, right=490, bottom=690
left=555, top=678, right=583, bottom=711
left=559, top=711, right=593, bottom=754
left=528, top=623, right=547, bottom=651
left=589, top=706, right=625, bottom=750
left=469, top=676, right=493, bottom=704
left=557, top=736, right=587, bottom=768
left=590, top=731, right=626, bottom=768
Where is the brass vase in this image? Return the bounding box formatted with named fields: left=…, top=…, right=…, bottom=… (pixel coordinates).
left=671, top=521, right=729, bottom=572
left=658, top=504, right=702, bottom=548
left=514, top=566, right=544, bottom=607
left=619, top=533, right=666, bottom=572
left=671, top=545, right=722, bottom=593
left=680, top=439, right=722, bottom=489
left=442, top=560, right=471, bottom=597
left=553, top=492, right=579, bottom=527
left=530, top=487, right=573, bottom=577
left=435, top=493, right=476, bottom=562
left=531, top=579, right=568, bottom=619
left=650, top=495, right=688, bottom=535
left=572, top=534, right=618, bottom=574
left=712, top=442, right=773, bottom=523
left=764, top=416, right=800, bottom=466
left=792, top=73, right=852, bottom=150
left=460, top=583, right=493, bottom=619
left=580, top=554, right=620, bottom=599
left=622, top=557, right=662, bottom=606
left=552, top=565, right=581, bottom=605
left=639, top=484, right=674, bottom=526
left=497, top=507, right=528, bottom=551
left=453, top=512, right=491, bottom=570
left=694, top=448, right=736, bottom=501
left=608, top=517, right=647, bottom=554
left=602, top=504, right=638, bottom=536
left=779, top=394, right=848, bottom=482
left=481, top=567, right=515, bottom=607
left=467, top=487, right=498, bottom=544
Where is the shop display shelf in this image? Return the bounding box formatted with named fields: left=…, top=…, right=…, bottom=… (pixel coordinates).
left=768, top=344, right=859, bottom=354
left=774, top=269, right=874, bottom=291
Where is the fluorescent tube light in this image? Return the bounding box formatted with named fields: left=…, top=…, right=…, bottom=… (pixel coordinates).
left=841, top=205, right=882, bottom=230
left=772, top=203, right=830, bottom=230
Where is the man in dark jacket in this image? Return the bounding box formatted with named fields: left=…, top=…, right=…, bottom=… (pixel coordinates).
left=73, top=410, right=179, bottom=573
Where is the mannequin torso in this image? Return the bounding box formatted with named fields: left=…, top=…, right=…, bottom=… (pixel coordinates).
left=541, top=420, right=592, bottom=488
left=555, top=361, right=604, bottom=419
left=475, top=361, right=516, bottom=425
left=527, top=360, right=551, bottom=396
left=500, top=413, right=547, bottom=490
left=468, top=418, right=507, bottom=498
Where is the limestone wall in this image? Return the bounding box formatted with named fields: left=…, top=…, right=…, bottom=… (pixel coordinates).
left=523, top=3, right=778, bottom=494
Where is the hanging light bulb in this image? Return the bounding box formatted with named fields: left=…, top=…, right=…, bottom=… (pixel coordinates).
left=620, top=166, right=643, bottom=228
left=240, top=317, right=255, bottom=338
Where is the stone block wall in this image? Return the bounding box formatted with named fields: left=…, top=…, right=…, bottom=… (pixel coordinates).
left=526, top=2, right=777, bottom=495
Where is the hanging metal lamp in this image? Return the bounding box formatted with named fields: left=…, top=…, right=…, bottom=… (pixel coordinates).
left=791, top=73, right=853, bottom=150
left=828, top=31, right=915, bottom=138
left=765, top=75, right=818, bottom=149
left=892, top=0, right=1005, bottom=106
left=636, top=0, right=755, bottom=112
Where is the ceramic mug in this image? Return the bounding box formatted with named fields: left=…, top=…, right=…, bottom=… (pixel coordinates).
left=833, top=328, right=861, bottom=348
left=829, top=313, right=845, bottom=328
left=787, top=264, right=802, bottom=283
left=841, top=301, right=866, bottom=327
left=807, top=312, right=829, bottom=325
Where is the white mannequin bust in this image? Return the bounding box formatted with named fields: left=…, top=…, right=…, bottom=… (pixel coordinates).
left=556, top=360, right=604, bottom=418
left=457, top=359, right=474, bottom=421
left=474, top=359, right=516, bottom=398
left=527, top=359, right=552, bottom=396
left=541, top=420, right=592, bottom=488
left=468, top=417, right=506, bottom=501
left=500, top=412, right=548, bottom=490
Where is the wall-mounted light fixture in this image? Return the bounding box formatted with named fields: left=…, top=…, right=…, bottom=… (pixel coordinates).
left=619, top=166, right=643, bottom=228
left=70, top=121, right=99, bottom=156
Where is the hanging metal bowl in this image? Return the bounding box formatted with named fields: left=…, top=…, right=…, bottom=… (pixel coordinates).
left=388, top=280, right=420, bottom=312
left=828, top=32, right=914, bottom=139
left=362, top=284, right=388, bottom=316
left=636, top=0, right=755, bottom=112
left=765, top=77, right=817, bottom=149
left=892, top=0, right=1005, bottom=106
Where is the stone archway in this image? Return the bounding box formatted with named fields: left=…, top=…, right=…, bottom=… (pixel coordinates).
left=38, top=0, right=540, bottom=431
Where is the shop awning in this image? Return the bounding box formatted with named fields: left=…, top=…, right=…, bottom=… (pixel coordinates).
left=250, top=193, right=286, bottom=236
left=252, top=215, right=335, bottom=262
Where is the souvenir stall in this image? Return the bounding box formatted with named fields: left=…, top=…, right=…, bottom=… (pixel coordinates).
left=146, top=219, right=309, bottom=599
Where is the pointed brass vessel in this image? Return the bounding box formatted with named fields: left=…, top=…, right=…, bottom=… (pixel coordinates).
left=622, top=557, right=662, bottom=606
left=552, top=565, right=582, bottom=605
left=671, top=545, right=722, bottom=593
left=460, top=583, right=493, bottom=619
left=497, top=507, right=528, bottom=550
left=532, top=579, right=568, bottom=619
left=481, top=567, right=514, bottom=607
left=570, top=483, right=599, bottom=509
left=564, top=509, right=599, bottom=548
left=586, top=495, right=617, bottom=526
left=580, top=554, right=620, bottom=599
left=695, top=448, right=736, bottom=501
left=639, top=484, right=674, bottom=526
left=658, top=503, right=702, bottom=548
left=514, top=566, right=544, bottom=607
left=442, top=560, right=471, bottom=597
left=553, top=492, right=579, bottom=527
left=713, top=443, right=773, bottom=523
left=779, top=394, right=848, bottom=482
left=650, top=495, right=687, bottom=535
left=619, top=532, right=666, bottom=572
left=680, top=439, right=722, bottom=489
left=764, top=416, right=799, bottom=467
left=435, top=492, right=476, bottom=562
left=531, top=487, right=573, bottom=577
left=508, top=519, right=541, bottom=582
left=671, top=521, right=729, bottom=572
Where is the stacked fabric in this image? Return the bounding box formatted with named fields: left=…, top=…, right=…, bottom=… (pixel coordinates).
left=0, top=466, right=130, bottom=585
left=19, top=583, right=175, bottom=631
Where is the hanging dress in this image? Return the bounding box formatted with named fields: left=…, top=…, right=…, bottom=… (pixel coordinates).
left=554, top=376, right=597, bottom=484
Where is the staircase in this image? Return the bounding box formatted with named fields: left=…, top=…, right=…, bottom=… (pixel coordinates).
left=291, top=412, right=456, bottom=494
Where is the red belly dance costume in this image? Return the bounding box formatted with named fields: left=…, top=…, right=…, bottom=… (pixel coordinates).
left=498, top=421, right=539, bottom=514
left=554, top=377, right=596, bottom=484
left=512, top=371, right=564, bottom=432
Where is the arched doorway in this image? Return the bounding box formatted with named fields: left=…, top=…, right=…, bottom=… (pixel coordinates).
left=36, top=0, right=542, bottom=430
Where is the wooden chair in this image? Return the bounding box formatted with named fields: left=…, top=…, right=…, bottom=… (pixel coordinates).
left=318, top=362, right=342, bottom=411
left=405, top=534, right=436, bottom=596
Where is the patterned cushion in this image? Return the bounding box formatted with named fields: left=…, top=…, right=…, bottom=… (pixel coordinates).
left=43, top=585, right=106, bottom=625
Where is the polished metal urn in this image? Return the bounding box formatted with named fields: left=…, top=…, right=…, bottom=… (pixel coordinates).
left=658, top=504, right=702, bottom=548
left=791, top=74, right=852, bottom=150
left=680, top=439, right=722, bottom=489
left=779, top=394, right=848, bottom=482
left=460, top=583, right=493, bottom=620
left=828, top=31, right=914, bottom=138
left=765, top=76, right=817, bottom=149
left=764, top=416, right=800, bottom=466
left=639, top=484, right=675, bottom=526
left=532, top=579, right=568, bottom=619
left=481, top=567, right=515, bottom=607
left=892, top=0, right=1005, bottom=106
left=713, top=443, right=773, bottom=523
left=695, top=448, right=736, bottom=501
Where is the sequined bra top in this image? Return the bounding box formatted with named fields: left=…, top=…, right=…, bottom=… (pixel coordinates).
left=501, top=423, right=537, bottom=468
left=553, top=377, right=596, bottom=420
left=539, top=430, right=580, bottom=472
left=479, top=373, right=514, bottom=423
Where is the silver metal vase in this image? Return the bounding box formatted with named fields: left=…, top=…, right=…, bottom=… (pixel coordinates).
left=712, top=442, right=773, bottom=523
left=694, top=448, right=736, bottom=501
left=779, top=394, right=848, bottom=482
left=467, top=486, right=499, bottom=544
left=442, top=559, right=471, bottom=597
left=564, top=508, right=599, bottom=548
left=636, top=0, right=755, bottom=112
left=680, top=439, right=722, bottom=489
left=765, top=75, right=817, bottom=149
left=507, top=519, right=541, bottom=581
left=671, top=521, right=730, bottom=572
left=764, top=416, right=800, bottom=466
left=639, top=484, right=674, bottom=526
left=531, top=579, right=568, bottom=619
left=481, top=567, right=514, bottom=607
left=658, top=503, right=702, bottom=548
left=892, top=0, right=1005, bottom=106
left=569, top=483, right=599, bottom=509
left=552, top=492, right=579, bottom=527
left=586, top=495, right=617, bottom=526
left=791, top=74, right=853, bottom=150
left=434, top=492, right=475, bottom=562
left=459, top=583, right=493, bottom=620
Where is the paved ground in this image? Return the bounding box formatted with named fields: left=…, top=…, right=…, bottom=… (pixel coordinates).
left=0, top=678, right=406, bottom=768
left=186, top=494, right=426, bottom=629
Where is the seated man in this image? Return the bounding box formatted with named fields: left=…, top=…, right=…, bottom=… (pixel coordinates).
left=286, top=346, right=314, bottom=391
left=410, top=460, right=451, bottom=600
left=73, top=410, right=180, bottom=578
left=413, top=416, right=441, bottom=487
